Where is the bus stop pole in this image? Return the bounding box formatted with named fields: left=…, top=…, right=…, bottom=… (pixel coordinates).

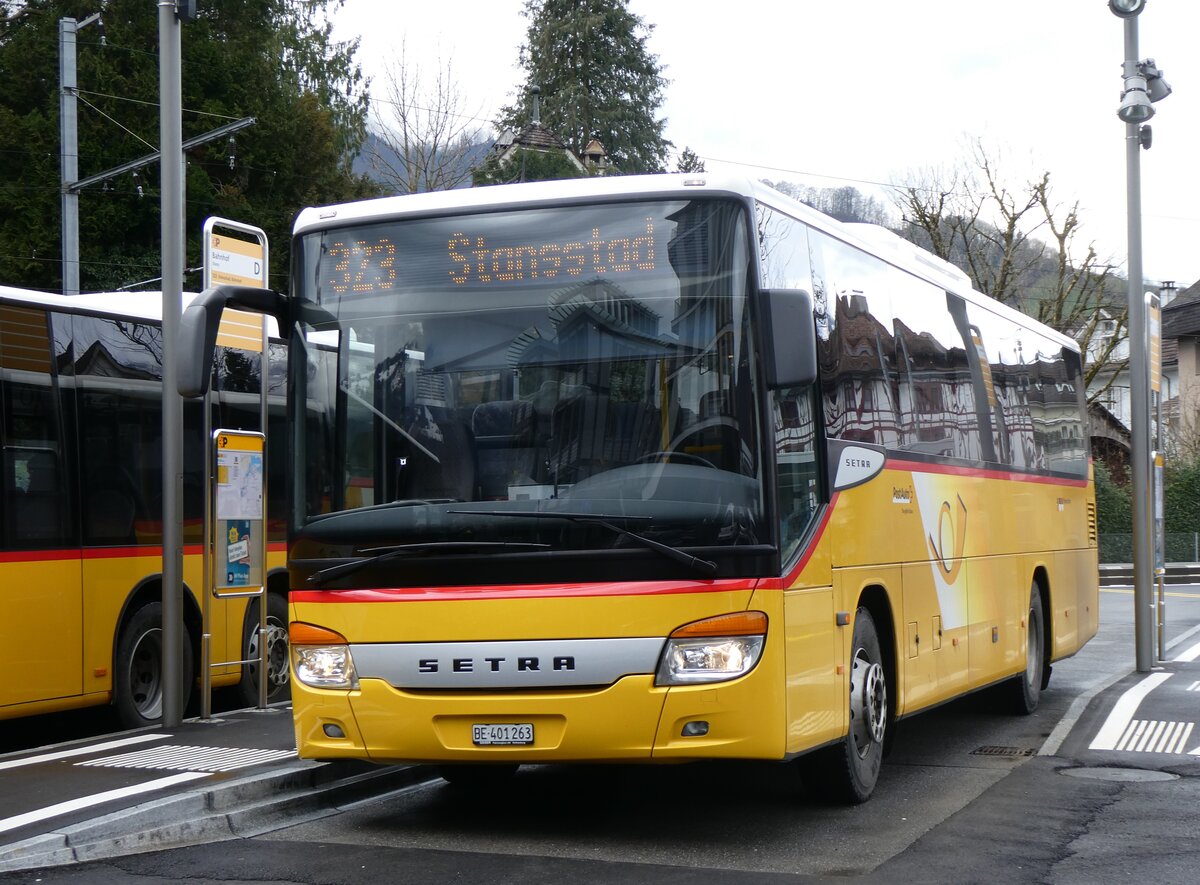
left=159, top=0, right=185, bottom=726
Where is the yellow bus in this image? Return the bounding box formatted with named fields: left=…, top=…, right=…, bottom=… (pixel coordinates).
left=0, top=285, right=290, bottom=729
left=181, top=174, right=1098, bottom=802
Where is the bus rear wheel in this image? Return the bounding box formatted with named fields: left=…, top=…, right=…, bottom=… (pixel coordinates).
left=800, top=607, right=887, bottom=804
left=114, top=602, right=194, bottom=729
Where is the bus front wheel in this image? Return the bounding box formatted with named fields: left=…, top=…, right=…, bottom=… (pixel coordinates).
left=114, top=602, right=194, bottom=729
left=1005, top=583, right=1045, bottom=715
left=800, top=607, right=887, bottom=804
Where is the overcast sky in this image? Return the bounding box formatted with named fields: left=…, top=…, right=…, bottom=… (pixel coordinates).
left=330, top=1, right=1200, bottom=289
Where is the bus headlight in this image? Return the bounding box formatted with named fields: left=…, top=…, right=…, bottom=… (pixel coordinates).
left=655, top=611, right=767, bottom=686
left=291, top=622, right=359, bottom=690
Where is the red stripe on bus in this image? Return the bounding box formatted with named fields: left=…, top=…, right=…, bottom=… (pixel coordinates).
left=0, top=549, right=82, bottom=563
left=291, top=577, right=753, bottom=604
left=756, top=492, right=840, bottom=591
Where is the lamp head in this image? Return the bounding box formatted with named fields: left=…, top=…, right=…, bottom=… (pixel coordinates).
left=1109, top=0, right=1146, bottom=17
left=1119, top=88, right=1155, bottom=123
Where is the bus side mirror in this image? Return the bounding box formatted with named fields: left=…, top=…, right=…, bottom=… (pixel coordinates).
left=760, top=289, right=817, bottom=389
left=177, top=285, right=287, bottom=398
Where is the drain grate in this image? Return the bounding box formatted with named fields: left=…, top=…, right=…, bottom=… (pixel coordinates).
left=971, top=745, right=1037, bottom=758
left=76, top=744, right=295, bottom=773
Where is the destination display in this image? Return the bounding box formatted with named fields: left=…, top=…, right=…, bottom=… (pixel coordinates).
left=315, top=205, right=682, bottom=298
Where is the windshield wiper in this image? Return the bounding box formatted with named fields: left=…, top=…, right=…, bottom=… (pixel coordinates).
left=451, top=510, right=719, bottom=577
left=306, top=541, right=551, bottom=587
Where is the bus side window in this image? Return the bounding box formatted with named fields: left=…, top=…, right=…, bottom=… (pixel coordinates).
left=11, top=449, right=65, bottom=544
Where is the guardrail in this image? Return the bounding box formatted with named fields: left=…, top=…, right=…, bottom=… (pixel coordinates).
left=1099, top=563, right=1200, bottom=586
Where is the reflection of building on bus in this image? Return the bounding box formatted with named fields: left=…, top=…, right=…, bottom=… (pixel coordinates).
left=0, top=286, right=290, bottom=729
left=180, top=174, right=1099, bottom=805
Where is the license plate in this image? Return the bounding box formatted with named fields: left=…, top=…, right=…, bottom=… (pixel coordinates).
left=472, top=723, right=534, bottom=746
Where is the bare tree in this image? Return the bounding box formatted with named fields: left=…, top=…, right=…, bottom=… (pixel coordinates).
left=366, top=42, right=485, bottom=194
left=892, top=139, right=1127, bottom=403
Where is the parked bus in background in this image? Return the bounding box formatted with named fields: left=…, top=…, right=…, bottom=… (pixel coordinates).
left=180, top=174, right=1098, bottom=803
left=0, top=285, right=289, bottom=729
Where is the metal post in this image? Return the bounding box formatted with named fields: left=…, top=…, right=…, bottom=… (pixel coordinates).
left=159, top=0, right=185, bottom=726
left=59, top=18, right=79, bottom=296
left=1122, top=16, right=1155, bottom=674
left=259, top=317, right=269, bottom=709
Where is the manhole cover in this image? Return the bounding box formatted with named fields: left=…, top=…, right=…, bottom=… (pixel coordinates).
left=1059, top=766, right=1179, bottom=783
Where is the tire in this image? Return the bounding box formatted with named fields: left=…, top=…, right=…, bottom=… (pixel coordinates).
left=800, top=607, right=888, bottom=804
left=439, top=764, right=520, bottom=792
left=114, top=602, right=194, bottom=729
left=1006, top=583, right=1045, bottom=715
left=237, top=592, right=291, bottom=707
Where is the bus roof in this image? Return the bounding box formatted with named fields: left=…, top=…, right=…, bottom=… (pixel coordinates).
left=290, top=173, right=1073, bottom=357
left=0, top=285, right=190, bottom=322
left=0, top=285, right=282, bottom=341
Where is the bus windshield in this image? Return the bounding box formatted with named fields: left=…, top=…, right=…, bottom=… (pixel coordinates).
left=292, top=198, right=766, bottom=576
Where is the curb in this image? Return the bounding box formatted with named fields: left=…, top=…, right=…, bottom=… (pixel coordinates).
left=0, top=758, right=436, bottom=874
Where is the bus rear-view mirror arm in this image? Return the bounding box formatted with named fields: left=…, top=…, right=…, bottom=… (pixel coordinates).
left=760, top=289, right=817, bottom=389
left=177, top=285, right=288, bottom=398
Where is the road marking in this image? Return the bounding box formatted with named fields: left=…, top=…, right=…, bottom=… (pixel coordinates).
left=1188, top=681, right=1200, bottom=692
left=1173, top=640, right=1200, bottom=663
left=1110, top=719, right=1195, bottom=754
left=1100, top=588, right=1200, bottom=599
left=0, top=772, right=207, bottom=835
left=0, top=734, right=170, bottom=771
left=77, top=744, right=295, bottom=773
left=1089, top=671, right=1173, bottom=751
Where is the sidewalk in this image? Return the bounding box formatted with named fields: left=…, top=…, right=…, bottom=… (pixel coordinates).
left=0, top=705, right=430, bottom=873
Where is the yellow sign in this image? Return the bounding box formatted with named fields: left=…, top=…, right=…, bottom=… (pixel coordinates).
left=209, top=232, right=267, bottom=288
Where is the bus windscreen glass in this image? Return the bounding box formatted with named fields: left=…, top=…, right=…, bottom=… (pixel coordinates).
left=293, top=199, right=766, bottom=573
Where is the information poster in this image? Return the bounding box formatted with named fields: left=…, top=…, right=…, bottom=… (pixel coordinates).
left=213, top=430, right=265, bottom=592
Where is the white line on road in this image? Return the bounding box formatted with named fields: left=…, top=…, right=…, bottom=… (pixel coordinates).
left=1172, top=639, right=1200, bottom=663
left=0, top=734, right=170, bottom=771
left=1089, top=672, right=1173, bottom=751
left=0, top=771, right=208, bottom=835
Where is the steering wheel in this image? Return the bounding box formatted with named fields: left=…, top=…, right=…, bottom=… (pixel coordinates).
left=634, top=450, right=717, bottom=469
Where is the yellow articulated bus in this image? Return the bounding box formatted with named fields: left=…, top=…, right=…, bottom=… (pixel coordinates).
left=0, top=285, right=290, bottom=730
left=180, top=174, right=1098, bottom=802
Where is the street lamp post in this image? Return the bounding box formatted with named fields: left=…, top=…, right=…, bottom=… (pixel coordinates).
left=1110, top=0, right=1171, bottom=673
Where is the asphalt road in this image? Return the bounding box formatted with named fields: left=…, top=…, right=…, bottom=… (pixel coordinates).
left=4, top=587, right=1199, bottom=884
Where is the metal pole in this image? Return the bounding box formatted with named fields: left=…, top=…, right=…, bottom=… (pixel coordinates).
left=259, top=317, right=269, bottom=709
left=159, top=0, right=185, bottom=726
left=59, top=18, right=79, bottom=296
left=1123, top=16, right=1155, bottom=674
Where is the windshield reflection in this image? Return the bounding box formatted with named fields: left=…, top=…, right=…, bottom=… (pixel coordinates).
left=295, top=199, right=764, bottom=557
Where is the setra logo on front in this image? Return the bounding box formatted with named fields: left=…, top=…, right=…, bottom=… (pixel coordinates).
left=417, top=656, right=577, bottom=674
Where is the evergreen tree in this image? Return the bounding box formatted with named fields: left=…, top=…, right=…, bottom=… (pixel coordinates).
left=676, top=147, right=705, bottom=173
left=500, top=0, right=671, bottom=175
left=0, top=0, right=377, bottom=292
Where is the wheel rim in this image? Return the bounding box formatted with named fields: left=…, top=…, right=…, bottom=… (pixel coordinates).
left=128, top=626, right=164, bottom=720
left=247, top=616, right=290, bottom=690
left=1025, top=605, right=1042, bottom=689
left=849, top=646, right=887, bottom=756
